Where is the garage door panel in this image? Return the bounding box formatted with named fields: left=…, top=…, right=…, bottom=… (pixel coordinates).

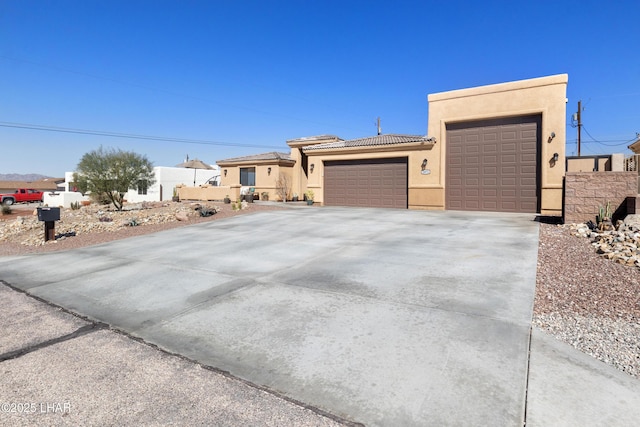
left=483, top=167, right=497, bottom=175
left=446, top=115, right=540, bottom=213
left=483, top=177, right=497, bottom=186
left=466, top=145, right=480, bottom=154
left=484, top=156, right=498, bottom=165
left=502, top=142, right=517, bottom=152
left=467, top=167, right=480, bottom=175
left=483, top=133, right=498, bottom=142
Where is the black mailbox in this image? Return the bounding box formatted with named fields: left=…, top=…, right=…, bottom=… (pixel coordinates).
left=37, top=207, right=60, bottom=222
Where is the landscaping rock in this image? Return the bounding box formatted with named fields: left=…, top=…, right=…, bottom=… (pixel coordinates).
left=569, top=221, right=640, bottom=269
left=0, top=202, right=218, bottom=246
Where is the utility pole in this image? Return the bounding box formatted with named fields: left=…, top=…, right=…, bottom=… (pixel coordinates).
left=577, top=100, right=582, bottom=156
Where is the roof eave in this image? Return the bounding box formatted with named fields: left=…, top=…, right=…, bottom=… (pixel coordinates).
left=628, top=139, right=640, bottom=154
left=287, top=135, right=343, bottom=148
left=217, top=158, right=295, bottom=167
left=303, top=141, right=435, bottom=155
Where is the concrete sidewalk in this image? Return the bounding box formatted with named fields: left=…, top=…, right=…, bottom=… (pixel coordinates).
left=1, top=208, right=639, bottom=426
left=526, top=328, right=640, bottom=426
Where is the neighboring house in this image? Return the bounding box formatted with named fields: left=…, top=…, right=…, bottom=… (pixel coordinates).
left=124, top=165, right=220, bottom=203
left=221, top=74, right=569, bottom=215
left=0, top=178, right=65, bottom=194
left=217, top=152, right=296, bottom=200
left=63, top=165, right=220, bottom=204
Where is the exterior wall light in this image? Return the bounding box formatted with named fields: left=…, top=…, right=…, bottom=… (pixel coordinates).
left=553, top=152, right=559, bottom=162
left=548, top=132, right=556, bottom=143
left=267, top=167, right=271, bottom=176
left=223, top=169, right=227, bottom=177
left=421, top=159, right=428, bottom=170
left=310, top=163, right=315, bottom=173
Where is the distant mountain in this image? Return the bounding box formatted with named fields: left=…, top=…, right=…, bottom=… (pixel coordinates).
left=0, top=173, right=53, bottom=182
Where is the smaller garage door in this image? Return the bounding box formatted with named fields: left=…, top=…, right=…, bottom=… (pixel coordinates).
left=324, top=158, right=407, bottom=208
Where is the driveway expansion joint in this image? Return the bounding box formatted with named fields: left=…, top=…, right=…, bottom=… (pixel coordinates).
left=0, top=322, right=108, bottom=362
left=522, top=325, right=534, bottom=426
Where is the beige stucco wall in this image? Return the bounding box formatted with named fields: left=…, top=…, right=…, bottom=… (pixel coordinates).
left=289, top=147, right=307, bottom=201
left=566, top=156, right=613, bottom=172
left=426, top=74, right=568, bottom=215
left=288, top=136, right=343, bottom=202
left=218, top=163, right=294, bottom=201
left=178, top=185, right=240, bottom=201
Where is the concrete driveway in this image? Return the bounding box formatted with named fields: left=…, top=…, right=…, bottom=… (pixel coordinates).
left=1, top=208, right=540, bottom=426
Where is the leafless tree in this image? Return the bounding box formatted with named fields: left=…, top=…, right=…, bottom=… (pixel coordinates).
left=275, top=174, right=291, bottom=202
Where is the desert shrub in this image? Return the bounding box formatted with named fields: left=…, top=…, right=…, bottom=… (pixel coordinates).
left=70, top=201, right=81, bottom=210
left=1, top=205, right=11, bottom=215
left=199, top=207, right=216, bottom=217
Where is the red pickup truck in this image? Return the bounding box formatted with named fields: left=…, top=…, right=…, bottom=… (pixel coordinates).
left=1, top=188, right=44, bottom=205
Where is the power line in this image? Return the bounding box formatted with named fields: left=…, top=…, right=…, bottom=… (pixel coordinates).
left=0, top=121, right=285, bottom=149
left=581, top=125, right=637, bottom=147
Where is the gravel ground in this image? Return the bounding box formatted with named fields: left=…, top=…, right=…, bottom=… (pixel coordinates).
left=0, top=201, right=282, bottom=256
left=2, top=206, right=638, bottom=380
left=534, top=222, right=640, bottom=379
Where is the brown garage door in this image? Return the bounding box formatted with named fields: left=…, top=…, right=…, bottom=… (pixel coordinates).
left=446, top=115, right=540, bottom=213
left=324, top=158, right=407, bottom=208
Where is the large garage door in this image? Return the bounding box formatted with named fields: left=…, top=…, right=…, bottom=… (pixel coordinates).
left=324, top=158, right=407, bottom=208
left=446, top=115, right=540, bottom=213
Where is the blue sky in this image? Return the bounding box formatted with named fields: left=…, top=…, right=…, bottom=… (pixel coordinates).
left=1, top=1, right=639, bottom=177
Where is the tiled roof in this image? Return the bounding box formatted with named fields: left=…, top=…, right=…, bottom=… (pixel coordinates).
left=303, top=134, right=433, bottom=151
left=217, top=151, right=292, bottom=163
left=0, top=179, right=64, bottom=191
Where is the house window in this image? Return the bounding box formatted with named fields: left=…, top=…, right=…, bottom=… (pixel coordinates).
left=137, top=180, right=148, bottom=195
left=240, top=167, right=256, bottom=186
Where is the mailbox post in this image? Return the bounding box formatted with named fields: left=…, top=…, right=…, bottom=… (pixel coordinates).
left=37, top=207, right=60, bottom=242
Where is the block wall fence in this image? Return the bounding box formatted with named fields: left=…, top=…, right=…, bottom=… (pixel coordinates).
left=563, top=171, right=637, bottom=224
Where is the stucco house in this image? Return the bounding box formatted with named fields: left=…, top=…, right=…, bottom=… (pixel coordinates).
left=220, top=74, right=569, bottom=215
left=124, top=165, right=220, bottom=203
left=217, top=151, right=296, bottom=201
